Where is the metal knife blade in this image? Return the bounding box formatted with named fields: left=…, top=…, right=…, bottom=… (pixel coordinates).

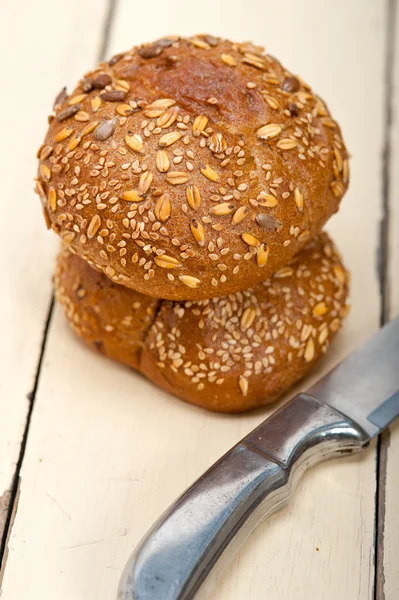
left=118, top=317, right=399, bottom=600
left=309, top=315, right=399, bottom=436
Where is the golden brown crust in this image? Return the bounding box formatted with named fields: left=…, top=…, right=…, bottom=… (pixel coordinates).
left=55, top=232, right=350, bottom=412
left=54, top=246, right=159, bottom=369
left=38, top=35, right=349, bottom=300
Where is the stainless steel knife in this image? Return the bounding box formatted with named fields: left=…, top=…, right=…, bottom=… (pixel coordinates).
left=118, top=317, right=399, bottom=600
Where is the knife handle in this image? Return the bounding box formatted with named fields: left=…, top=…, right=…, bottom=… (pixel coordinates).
left=118, top=394, right=370, bottom=600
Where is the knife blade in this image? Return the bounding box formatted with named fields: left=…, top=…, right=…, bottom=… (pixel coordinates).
left=118, top=317, right=399, bottom=600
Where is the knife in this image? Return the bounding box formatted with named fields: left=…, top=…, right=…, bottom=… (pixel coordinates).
left=118, top=317, right=399, bottom=600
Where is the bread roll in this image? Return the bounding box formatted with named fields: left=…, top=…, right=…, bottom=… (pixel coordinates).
left=39, top=35, right=349, bottom=300
left=55, top=232, right=350, bottom=412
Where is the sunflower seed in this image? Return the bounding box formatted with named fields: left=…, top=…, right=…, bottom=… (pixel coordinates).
left=53, top=86, right=67, bottom=111
left=92, top=73, right=112, bottom=89
left=157, top=37, right=179, bottom=48
left=138, top=44, right=163, bottom=58
left=108, top=53, right=124, bottom=66
left=100, top=90, right=126, bottom=102
left=82, top=79, right=93, bottom=92
left=288, top=103, right=299, bottom=116
left=56, top=105, right=81, bottom=122
left=94, top=119, right=116, bottom=141
left=256, top=213, right=283, bottom=231
left=203, top=34, right=218, bottom=46
left=282, top=76, right=300, bottom=93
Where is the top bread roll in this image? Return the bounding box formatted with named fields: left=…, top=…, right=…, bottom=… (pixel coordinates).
left=36, top=35, right=349, bottom=300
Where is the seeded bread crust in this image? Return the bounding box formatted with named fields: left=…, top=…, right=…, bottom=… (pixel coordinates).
left=55, top=232, right=350, bottom=413
left=38, top=35, right=349, bottom=301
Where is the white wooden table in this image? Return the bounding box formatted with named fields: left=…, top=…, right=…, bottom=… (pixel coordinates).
left=1, top=0, right=398, bottom=598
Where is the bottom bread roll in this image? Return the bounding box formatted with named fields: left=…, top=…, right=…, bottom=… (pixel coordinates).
left=54, top=232, right=350, bottom=413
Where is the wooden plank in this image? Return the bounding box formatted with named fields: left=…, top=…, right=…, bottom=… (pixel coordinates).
left=380, top=0, right=399, bottom=596
left=0, top=0, right=387, bottom=598
left=0, top=0, right=110, bottom=546
left=0, top=0, right=110, bottom=571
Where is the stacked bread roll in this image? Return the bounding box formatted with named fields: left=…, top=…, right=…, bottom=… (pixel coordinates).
left=36, top=35, right=350, bottom=412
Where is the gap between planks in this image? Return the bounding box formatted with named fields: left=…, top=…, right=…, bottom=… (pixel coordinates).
left=0, top=297, right=53, bottom=577
left=374, top=0, right=397, bottom=598
left=0, top=0, right=396, bottom=599
left=0, top=0, right=120, bottom=578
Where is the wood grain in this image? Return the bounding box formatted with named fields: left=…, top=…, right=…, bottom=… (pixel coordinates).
left=380, top=0, right=399, bottom=597
left=0, top=0, right=395, bottom=598
left=0, top=0, right=63, bottom=544
left=0, top=0, right=110, bottom=571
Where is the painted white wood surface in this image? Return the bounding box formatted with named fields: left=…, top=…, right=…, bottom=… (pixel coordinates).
left=0, top=0, right=106, bottom=534
left=1, top=0, right=396, bottom=599
left=383, top=1, right=399, bottom=597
